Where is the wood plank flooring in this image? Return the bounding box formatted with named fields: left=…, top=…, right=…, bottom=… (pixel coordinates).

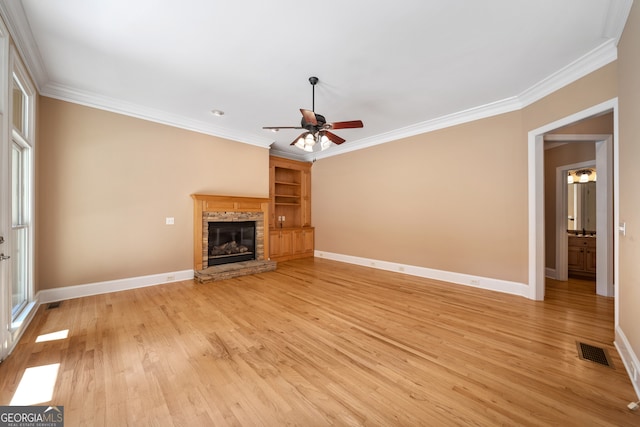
left=1, top=258, right=638, bottom=426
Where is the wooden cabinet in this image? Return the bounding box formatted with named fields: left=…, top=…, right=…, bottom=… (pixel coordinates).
left=269, top=228, right=314, bottom=261
left=269, top=156, right=314, bottom=261
left=568, top=235, right=596, bottom=279
left=293, top=228, right=315, bottom=254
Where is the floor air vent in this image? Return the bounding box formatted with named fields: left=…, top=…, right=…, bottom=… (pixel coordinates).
left=576, top=341, right=613, bottom=368
left=47, top=301, right=61, bottom=309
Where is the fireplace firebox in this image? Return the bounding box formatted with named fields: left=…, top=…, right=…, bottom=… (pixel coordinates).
left=208, top=221, right=256, bottom=266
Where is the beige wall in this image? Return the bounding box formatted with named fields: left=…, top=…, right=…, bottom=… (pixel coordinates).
left=618, top=1, right=640, bottom=379
left=313, top=111, right=529, bottom=283
left=313, top=63, right=617, bottom=286
left=36, top=97, right=269, bottom=289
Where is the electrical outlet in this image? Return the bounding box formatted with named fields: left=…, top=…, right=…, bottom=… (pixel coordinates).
left=470, top=279, right=480, bottom=286
left=165, top=217, right=175, bottom=225
left=166, top=275, right=175, bottom=282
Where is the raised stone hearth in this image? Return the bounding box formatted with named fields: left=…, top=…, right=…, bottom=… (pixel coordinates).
left=195, top=260, right=276, bottom=282
left=192, top=194, right=276, bottom=283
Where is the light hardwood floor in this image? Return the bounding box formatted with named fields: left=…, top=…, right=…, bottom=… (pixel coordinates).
left=1, top=258, right=638, bottom=426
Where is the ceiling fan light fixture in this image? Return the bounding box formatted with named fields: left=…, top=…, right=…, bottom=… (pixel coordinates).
left=266, top=77, right=363, bottom=153
left=320, top=136, right=331, bottom=151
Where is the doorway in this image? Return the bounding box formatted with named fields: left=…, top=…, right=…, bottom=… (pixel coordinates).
left=528, top=98, right=618, bottom=305
left=545, top=134, right=614, bottom=297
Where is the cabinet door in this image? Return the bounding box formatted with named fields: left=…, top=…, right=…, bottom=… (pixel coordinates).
left=567, top=245, right=584, bottom=271
left=279, top=230, right=293, bottom=257
left=585, top=247, right=597, bottom=273
left=269, top=231, right=281, bottom=258
left=303, top=228, right=314, bottom=253
left=292, top=229, right=314, bottom=255
left=270, top=230, right=294, bottom=258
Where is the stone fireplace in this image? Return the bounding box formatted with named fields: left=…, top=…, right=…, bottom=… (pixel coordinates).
left=192, top=194, right=276, bottom=282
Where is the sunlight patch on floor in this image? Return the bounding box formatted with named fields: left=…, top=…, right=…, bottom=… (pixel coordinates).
left=10, top=363, right=60, bottom=405
left=35, top=329, right=69, bottom=343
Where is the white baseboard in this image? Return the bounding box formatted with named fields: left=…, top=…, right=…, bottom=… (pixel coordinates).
left=314, top=251, right=529, bottom=298
left=545, top=267, right=557, bottom=279
left=615, top=326, right=640, bottom=399
left=37, top=269, right=194, bottom=304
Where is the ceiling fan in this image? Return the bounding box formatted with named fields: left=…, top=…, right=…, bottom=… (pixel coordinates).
left=263, top=76, right=363, bottom=152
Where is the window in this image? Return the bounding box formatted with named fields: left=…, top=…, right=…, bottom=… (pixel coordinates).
left=7, top=54, right=35, bottom=327
left=11, top=140, right=29, bottom=318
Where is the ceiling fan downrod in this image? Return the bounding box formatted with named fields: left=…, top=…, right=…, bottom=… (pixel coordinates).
left=309, top=76, right=318, bottom=112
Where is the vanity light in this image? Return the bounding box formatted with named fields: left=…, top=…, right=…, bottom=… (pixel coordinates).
left=567, top=173, right=574, bottom=184
left=579, top=172, right=589, bottom=183
left=568, top=168, right=596, bottom=184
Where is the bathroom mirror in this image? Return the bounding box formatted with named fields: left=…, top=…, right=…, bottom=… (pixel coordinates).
left=567, top=180, right=596, bottom=233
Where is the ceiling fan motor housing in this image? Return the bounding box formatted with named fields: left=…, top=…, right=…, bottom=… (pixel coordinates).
left=301, top=113, right=326, bottom=131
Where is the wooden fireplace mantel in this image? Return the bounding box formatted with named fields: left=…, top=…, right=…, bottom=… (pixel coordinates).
left=191, top=194, right=270, bottom=271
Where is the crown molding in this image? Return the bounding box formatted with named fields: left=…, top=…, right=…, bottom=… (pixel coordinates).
left=303, top=38, right=619, bottom=162
left=0, top=0, right=47, bottom=91
left=603, top=0, right=634, bottom=44
left=41, top=81, right=273, bottom=148
left=516, top=38, right=618, bottom=109
left=0, top=0, right=628, bottom=158
left=305, top=96, right=523, bottom=161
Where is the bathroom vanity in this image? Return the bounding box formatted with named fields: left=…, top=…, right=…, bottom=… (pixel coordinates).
left=567, top=235, right=596, bottom=279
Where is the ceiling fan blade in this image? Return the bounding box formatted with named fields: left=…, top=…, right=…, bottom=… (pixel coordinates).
left=263, top=126, right=304, bottom=130
left=328, top=120, right=363, bottom=130
left=300, top=109, right=317, bottom=126
left=324, top=131, right=346, bottom=145
left=289, top=132, right=310, bottom=145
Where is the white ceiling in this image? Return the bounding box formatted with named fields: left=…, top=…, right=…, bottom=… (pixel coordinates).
left=0, top=0, right=632, bottom=161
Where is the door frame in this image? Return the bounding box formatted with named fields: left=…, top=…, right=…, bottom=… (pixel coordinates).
left=0, top=15, right=9, bottom=362
left=528, top=98, right=619, bottom=311
left=547, top=134, right=614, bottom=297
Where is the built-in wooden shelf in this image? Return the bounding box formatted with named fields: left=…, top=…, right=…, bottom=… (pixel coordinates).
left=269, top=156, right=314, bottom=261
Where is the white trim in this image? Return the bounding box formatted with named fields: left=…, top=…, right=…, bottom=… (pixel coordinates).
left=0, top=0, right=626, bottom=159
left=1, top=297, right=38, bottom=361
left=595, top=137, right=614, bottom=297
left=528, top=99, right=618, bottom=301
left=309, top=97, right=523, bottom=160
left=603, top=0, right=634, bottom=44
left=517, top=40, right=618, bottom=108
left=41, top=82, right=272, bottom=149
left=615, top=325, right=640, bottom=399
left=0, top=0, right=45, bottom=92
left=306, top=39, right=619, bottom=162
left=37, top=269, right=194, bottom=304
left=545, top=267, right=556, bottom=279
left=0, top=10, right=10, bottom=362
left=528, top=133, right=546, bottom=300
left=314, top=251, right=529, bottom=298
